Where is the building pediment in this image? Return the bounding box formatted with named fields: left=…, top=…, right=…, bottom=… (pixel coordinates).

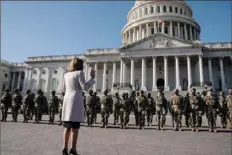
left=121, top=33, right=196, bottom=51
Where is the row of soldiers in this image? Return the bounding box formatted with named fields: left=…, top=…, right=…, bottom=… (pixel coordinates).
left=84, top=88, right=232, bottom=132
left=0, top=88, right=64, bottom=125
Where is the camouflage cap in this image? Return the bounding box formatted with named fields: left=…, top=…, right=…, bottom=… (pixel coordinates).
left=191, top=88, right=196, bottom=91
left=89, top=89, right=93, bottom=94
left=4, top=89, right=10, bottom=92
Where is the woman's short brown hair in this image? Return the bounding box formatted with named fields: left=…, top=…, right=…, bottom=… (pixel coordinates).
left=68, top=58, right=84, bottom=72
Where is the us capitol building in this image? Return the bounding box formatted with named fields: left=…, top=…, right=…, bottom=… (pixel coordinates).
left=1, top=0, right=232, bottom=96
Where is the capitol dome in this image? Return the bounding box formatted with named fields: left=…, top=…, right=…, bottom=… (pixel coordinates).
left=121, top=0, right=201, bottom=46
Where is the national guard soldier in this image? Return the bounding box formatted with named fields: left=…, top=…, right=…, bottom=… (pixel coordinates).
left=168, top=92, right=175, bottom=127
left=113, top=92, right=121, bottom=125
left=198, top=90, right=207, bottom=127
left=100, top=90, right=111, bottom=128
left=119, top=93, right=131, bottom=129
left=58, top=92, right=65, bottom=125
left=204, top=88, right=219, bottom=132
left=226, top=89, right=232, bottom=129
left=154, top=89, right=168, bottom=130
left=21, top=89, right=33, bottom=123
left=133, top=91, right=140, bottom=126
left=1, top=89, right=12, bottom=122
left=29, top=93, right=35, bottom=120
left=11, top=89, right=23, bottom=122
left=34, top=89, right=47, bottom=124
left=137, top=90, right=148, bottom=129
left=93, top=92, right=100, bottom=123
left=189, top=88, right=201, bottom=132
left=146, top=93, right=154, bottom=126
left=83, top=92, right=86, bottom=120
left=86, top=90, right=95, bottom=127
left=183, top=92, right=191, bottom=128
left=170, top=89, right=184, bottom=131
left=48, top=90, right=59, bottom=125
left=219, top=91, right=227, bottom=128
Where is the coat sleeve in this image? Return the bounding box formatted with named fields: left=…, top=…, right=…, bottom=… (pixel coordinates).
left=78, top=71, right=95, bottom=91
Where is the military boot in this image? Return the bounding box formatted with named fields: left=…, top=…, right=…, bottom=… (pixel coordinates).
left=157, top=123, right=161, bottom=130
left=100, top=123, right=105, bottom=128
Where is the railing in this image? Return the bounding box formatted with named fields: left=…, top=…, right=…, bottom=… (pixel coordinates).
left=113, top=83, right=132, bottom=89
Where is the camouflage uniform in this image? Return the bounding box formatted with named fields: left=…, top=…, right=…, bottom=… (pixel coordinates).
left=34, top=90, right=47, bottom=124
left=168, top=92, right=175, bottom=127
left=11, top=89, right=23, bottom=122
left=0, top=89, right=12, bottom=122
left=171, top=89, right=184, bottom=131
left=218, top=91, right=227, bottom=128
left=188, top=88, right=201, bottom=131
left=204, top=89, right=219, bottom=132
left=119, top=93, right=131, bottom=129
left=100, top=90, right=111, bottom=128
left=86, top=90, right=95, bottom=127
left=146, top=93, right=154, bottom=126
left=155, top=90, right=168, bottom=130
left=29, top=93, right=35, bottom=120
left=183, top=93, right=190, bottom=128
left=113, top=93, right=121, bottom=125
left=137, top=90, right=148, bottom=129
left=133, top=92, right=140, bottom=126
left=226, top=89, right=232, bottom=129
left=48, top=91, right=59, bottom=124
left=93, top=92, right=100, bottom=123
left=21, top=90, right=34, bottom=123
left=58, top=92, right=65, bottom=125
left=198, top=91, right=206, bottom=127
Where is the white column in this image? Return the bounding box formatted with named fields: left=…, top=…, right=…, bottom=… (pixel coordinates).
left=58, top=67, right=66, bottom=92
left=61, top=66, right=66, bottom=92
left=102, top=62, right=107, bottom=92
left=112, top=62, right=116, bottom=90
left=184, top=24, right=188, bottom=40
left=189, top=26, right=193, bottom=40
left=170, top=21, right=173, bottom=36
left=141, top=58, right=147, bottom=91
left=17, top=72, right=22, bottom=89
left=146, top=23, right=149, bottom=37
left=84, top=62, right=88, bottom=81
left=129, top=30, right=132, bottom=44
left=133, top=27, right=136, bottom=42
left=187, top=56, right=192, bottom=90
left=139, top=25, right=142, bottom=40
left=175, top=56, right=181, bottom=90
left=177, top=22, right=180, bottom=37
left=37, top=68, right=42, bottom=89
left=198, top=55, right=204, bottom=86
left=208, top=58, right=214, bottom=90
left=93, top=63, right=98, bottom=91
left=23, top=69, right=29, bottom=91
left=11, top=72, right=16, bottom=92
left=120, top=60, right=123, bottom=84
left=164, top=56, right=170, bottom=91
left=27, top=69, right=32, bottom=90
left=122, top=61, right=126, bottom=83
left=130, top=58, right=135, bottom=90
left=154, top=22, right=157, bottom=33
left=162, top=21, right=165, bottom=33
left=219, top=57, right=226, bottom=91
left=152, top=57, right=157, bottom=91
left=46, top=67, right=52, bottom=93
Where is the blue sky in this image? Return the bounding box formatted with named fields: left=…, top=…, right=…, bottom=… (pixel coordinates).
left=1, top=1, right=231, bottom=62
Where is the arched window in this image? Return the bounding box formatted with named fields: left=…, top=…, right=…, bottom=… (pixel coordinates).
left=145, top=8, right=148, bottom=15
left=163, top=6, right=166, bottom=12
left=157, top=6, right=160, bottom=13
left=169, top=6, right=172, bottom=12
left=51, top=78, right=58, bottom=90
left=175, top=7, right=178, bottom=13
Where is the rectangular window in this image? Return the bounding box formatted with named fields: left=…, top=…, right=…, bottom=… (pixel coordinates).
left=5, top=74, right=8, bottom=78
left=151, top=7, right=154, bottom=13
left=151, top=28, right=154, bottom=35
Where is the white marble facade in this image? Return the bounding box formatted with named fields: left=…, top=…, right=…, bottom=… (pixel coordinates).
left=1, top=0, right=232, bottom=95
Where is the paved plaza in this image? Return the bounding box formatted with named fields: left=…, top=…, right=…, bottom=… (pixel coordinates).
left=1, top=114, right=232, bottom=155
